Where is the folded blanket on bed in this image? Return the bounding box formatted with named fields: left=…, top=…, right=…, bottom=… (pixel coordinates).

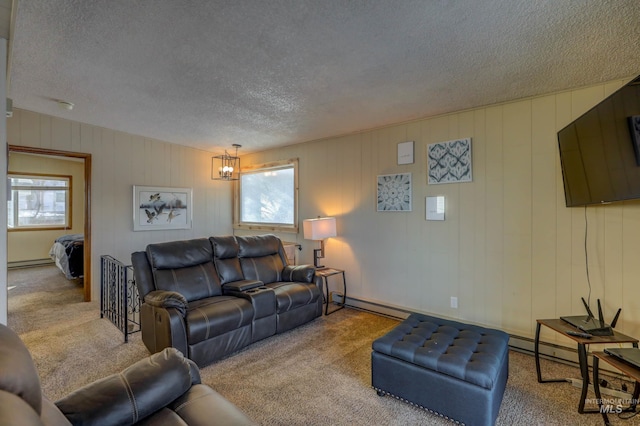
left=50, top=234, right=84, bottom=279
left=55, top=234, right=84, bottom=245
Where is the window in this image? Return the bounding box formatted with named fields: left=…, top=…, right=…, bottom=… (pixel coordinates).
left=234, top=159, right=298, bottom=232
left=7, top=174, right=71, bottom=230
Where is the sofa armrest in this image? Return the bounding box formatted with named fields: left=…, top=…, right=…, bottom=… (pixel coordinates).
left=165, top=384, right=256, bottom=425
left=56, top=348, right=198, bottom=426
left=282, top=264, right=315, bottom=283
left=222, top=279, right=263, bottom=293
left=144, top=290, right=188, bottom=317
left=0, top=391, right=46, bottom=426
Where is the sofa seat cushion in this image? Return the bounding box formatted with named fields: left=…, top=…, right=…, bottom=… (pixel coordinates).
left=186, top=297, right=253, bottom=345
left=263, top=282, right=320, bottom=313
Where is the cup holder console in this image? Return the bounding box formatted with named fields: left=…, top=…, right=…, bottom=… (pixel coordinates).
left=245, top=286, right=270, bottom=294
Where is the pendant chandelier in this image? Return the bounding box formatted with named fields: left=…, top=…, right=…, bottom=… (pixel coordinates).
left=212, top=144, right=241, bottom=181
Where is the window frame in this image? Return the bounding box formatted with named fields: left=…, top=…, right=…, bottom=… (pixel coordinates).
left=7, top=172, right=72, bottom=231
left=233, top=158, right=299, bottom=233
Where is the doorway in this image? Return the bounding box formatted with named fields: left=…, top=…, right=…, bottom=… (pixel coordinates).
left=7, top=145, right=92, bottom=301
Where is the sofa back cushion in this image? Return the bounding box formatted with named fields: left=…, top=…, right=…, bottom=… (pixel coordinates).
left=210, top=236, right=244, bottom=285
left=146, top=238, right=222, bottom=301
left=237, top=235, right=285, bottom=284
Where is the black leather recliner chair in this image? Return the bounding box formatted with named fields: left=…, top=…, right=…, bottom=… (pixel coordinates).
left=0, top=323, right=255, bottom=426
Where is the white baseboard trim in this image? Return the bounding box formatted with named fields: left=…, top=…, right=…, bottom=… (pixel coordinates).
left=331, top=292, right=634, bottom=380
left=330, top=292, right=411, bottom=320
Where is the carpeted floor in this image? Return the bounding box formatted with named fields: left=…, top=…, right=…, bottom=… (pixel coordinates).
left=8, top=265, right=640, bottom=425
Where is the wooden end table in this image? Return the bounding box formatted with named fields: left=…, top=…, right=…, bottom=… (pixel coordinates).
left=592, top=351, right=640, bottom=425
left=315, top=268, right=346, bottom=315
left=535, top=318, right=638, bottom=414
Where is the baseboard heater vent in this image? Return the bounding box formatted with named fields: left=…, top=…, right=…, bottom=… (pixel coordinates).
left=100, top=255, right=141, bottom=343
left=331, top=293, right=631, bottom=377
left=8, top=259, right=54, bottom=269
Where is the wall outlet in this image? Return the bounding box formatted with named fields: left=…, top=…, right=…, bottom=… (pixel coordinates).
left=450, top=297, right=458, bottom=309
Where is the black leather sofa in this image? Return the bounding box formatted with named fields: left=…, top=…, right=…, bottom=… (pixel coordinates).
left=0, top=323, right=255, bottom=426
left=131, top=234, right=322, bottom=367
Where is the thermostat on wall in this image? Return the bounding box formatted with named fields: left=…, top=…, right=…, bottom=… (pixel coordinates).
left=426, top=196, right=445, bottom=221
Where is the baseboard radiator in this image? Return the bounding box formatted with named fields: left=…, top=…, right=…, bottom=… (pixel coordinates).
left=332, top=293, right=631, bottom=379
left=8, top=259, right=54, bottom=269
left=100, top=255, right=141, bottom=342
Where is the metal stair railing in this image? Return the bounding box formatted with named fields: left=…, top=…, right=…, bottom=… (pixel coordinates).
left=100, top=255, right=141, bottom=342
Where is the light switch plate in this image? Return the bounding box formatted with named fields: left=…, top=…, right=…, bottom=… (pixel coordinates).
left=397, top=141, right=414, bottom=165
left=426, top=196, right=445, bottom=220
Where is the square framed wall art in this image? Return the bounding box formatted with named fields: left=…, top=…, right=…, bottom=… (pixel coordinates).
left=377, top=173, right=412, bottom=212
left=133, top=185, right=193, bottom=231
left=427, top=137, right=472, bottom=184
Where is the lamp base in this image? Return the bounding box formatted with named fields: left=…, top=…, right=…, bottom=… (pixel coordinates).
left=313, top=248, right=324, bottom=269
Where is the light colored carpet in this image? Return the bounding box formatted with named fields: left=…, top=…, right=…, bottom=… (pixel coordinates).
left=8, top=266, right=639, bottom=425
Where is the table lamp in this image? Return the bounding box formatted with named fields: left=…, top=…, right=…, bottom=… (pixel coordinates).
left=303, top=217, right=337, bottom=268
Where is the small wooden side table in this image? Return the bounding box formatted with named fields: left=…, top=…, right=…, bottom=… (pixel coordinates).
left=315, top=268, right=346, bottom=315
left=535, top=318, right=638, bottom=414
left=592, top=351, right=640, bottom=425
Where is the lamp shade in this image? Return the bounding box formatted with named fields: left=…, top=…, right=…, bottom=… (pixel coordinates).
left=303, top=217, right=337, bottom=240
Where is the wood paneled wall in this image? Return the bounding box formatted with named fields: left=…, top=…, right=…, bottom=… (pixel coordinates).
left=242, top=77, right=640, bottom=343
left=6, top=108, right=233, bottom=300
left=5, top=77, right=640, bottom=345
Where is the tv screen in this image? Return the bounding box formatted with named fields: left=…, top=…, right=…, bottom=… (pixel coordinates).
left=558, top=75, right=640, bottom=207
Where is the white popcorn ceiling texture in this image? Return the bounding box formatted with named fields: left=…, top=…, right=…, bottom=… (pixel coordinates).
left=8, top=0, right=640, bottom=154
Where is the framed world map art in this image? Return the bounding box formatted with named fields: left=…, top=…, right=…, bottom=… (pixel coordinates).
left=377, top=173, right=412, bottom=212
left=427, top=138, right=472, bottom=184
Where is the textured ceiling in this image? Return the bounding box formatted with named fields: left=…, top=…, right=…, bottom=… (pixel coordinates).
left=8, top=0, right=640, bottom=154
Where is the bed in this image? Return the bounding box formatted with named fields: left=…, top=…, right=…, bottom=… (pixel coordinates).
left=49, top=234, right=84, bottom=279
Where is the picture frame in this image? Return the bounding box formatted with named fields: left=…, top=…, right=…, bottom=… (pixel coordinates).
left=133, top=185, right=192, bottom=231
left=377, top=173, right=412, bottom=212
left=427, top=137, right=472, bottom=184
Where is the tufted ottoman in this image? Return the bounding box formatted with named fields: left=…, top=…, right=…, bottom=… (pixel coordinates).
left=371, top=313, right=509, bottom=426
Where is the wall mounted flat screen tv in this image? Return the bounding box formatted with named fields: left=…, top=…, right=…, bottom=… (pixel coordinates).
left=558, top=75, right=640, bottom=207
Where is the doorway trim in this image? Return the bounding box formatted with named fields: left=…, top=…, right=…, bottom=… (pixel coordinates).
left=8, top=145, right=92, bottom=302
